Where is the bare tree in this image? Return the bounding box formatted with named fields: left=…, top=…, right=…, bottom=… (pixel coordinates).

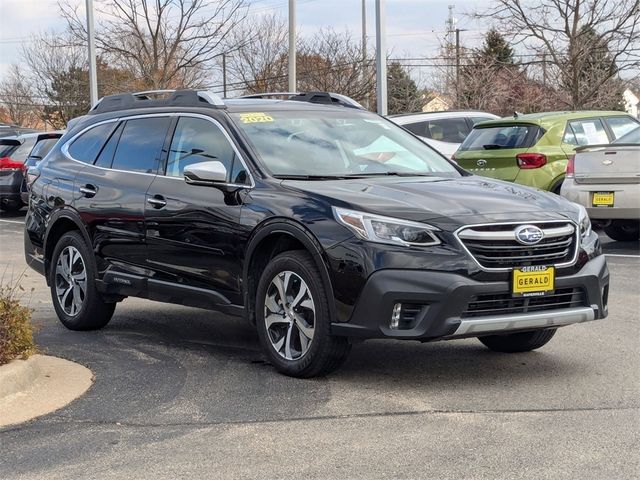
left=0, top=65, right=40, bottom=126
left=61, top=0, right=248, bottom=89
left=479, top=0, right=640, bottom=109
left=224, top=13, right=289, bottom=94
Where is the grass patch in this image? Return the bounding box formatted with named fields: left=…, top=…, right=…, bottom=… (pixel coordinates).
left=0, top=279, right=36, bottom=366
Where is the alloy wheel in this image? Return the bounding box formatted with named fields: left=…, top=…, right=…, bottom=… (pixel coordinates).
left=264, top=271, right=315, bottom=360
left=54, top=246, right=87, bottom=316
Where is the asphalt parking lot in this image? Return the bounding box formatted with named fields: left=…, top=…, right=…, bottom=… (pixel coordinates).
left=0, top=208, right=638, bottom=480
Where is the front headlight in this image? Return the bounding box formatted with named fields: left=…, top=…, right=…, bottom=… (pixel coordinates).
left=575, top=203, right=592, bottom=240
left=333, top=207, right=441, bottom=247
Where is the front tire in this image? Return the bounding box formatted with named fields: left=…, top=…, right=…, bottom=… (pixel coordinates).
left=49, top=231, right=116, bottom=331
left=604, top=220, right=640, bottom=242
left=255, top=251, right=351, bottom=378
left=478, top=329, right=557, bottom=353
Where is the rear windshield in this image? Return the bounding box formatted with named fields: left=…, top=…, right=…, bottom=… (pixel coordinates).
left=0, top=142, right=19, bottom=158
left=614, top=126, right=640, bottom=144
left=459, top=124, right=542, bottom=151
left=29, top=137, right=60, bottom=160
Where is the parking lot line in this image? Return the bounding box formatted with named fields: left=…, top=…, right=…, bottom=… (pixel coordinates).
left=0, top=219, right=24, bottom=225
left=605, top=253, right=640, bottom=258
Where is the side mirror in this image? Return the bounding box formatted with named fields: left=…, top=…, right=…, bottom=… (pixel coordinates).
left=184, top=161, right=227, bottom=186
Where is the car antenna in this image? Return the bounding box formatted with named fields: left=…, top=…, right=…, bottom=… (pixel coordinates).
left=513, top=111, right=522, bottom=118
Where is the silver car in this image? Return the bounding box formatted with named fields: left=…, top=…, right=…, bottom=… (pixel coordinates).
left=389, top=111, right=499, bottom=159
left=561, top=126, right=640, bottom=241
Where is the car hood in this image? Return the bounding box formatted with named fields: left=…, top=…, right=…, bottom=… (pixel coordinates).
left=281, top=175, right=578, bottom=229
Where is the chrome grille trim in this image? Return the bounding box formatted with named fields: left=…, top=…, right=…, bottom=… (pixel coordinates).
left=455, top=220, right=580, bottom=272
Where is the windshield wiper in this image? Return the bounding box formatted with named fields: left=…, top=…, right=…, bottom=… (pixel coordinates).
left=347, top=172, right=434, bottom=177
left=482, top=144, right=504, bottom=150
left=273, top=174, right=354, bottom=180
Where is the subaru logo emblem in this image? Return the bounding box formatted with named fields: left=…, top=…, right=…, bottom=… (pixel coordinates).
left=515, top=225, right=544, bottom=245
left=477, top=159, right=487, bottom=167
left=602, top=159, right=613, bottom=166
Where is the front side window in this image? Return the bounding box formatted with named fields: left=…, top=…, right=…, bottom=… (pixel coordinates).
left=564, top=118, right=609, bottom=146
left=605, top=116, right=639, bottom=140
left=166, top=116, right=246, bottom=183
left=231, top=110, right=459, bottom=177
left=68, top=123, right=116, bottom=163
left=111, top=117, right=171, bottom=174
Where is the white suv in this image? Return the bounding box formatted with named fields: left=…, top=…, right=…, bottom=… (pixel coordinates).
left=390, top=111, right=499, bottom=158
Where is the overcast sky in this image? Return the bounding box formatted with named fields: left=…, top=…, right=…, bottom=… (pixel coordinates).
left=0, top=0, right=492, bottom=88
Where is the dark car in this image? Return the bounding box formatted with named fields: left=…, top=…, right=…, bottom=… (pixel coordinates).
left=0, top=132, right=63, bottom=211
left=0, top=124, right=38, bottom=139
left=24, top=90, right=609, bottom=377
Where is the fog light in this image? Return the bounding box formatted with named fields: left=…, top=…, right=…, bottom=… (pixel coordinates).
left=390, top=303, right=402, bottom=329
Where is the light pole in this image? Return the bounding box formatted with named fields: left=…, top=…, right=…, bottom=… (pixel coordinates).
left=375, top=0, right=387, bottom=115
left=288, top=0, right=296, bottom=92
left=86, top=0, right=98, bottom=106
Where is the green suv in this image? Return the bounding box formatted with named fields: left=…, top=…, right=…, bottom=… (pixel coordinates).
left=453, top=111, right=640, bottom=193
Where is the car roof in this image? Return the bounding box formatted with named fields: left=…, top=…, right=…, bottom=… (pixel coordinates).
left=475, top=110, right=632, bottom=128
left=224, top=98, right=371, bottom=114
left=390, top=111, right=499, bottom=123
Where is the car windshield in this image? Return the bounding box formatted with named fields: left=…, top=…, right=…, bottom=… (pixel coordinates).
left=615, top=126, right=640, bottom=144
left=458, top=124, right=541, bottom=151
left=230, top=110, right=460, bottom=178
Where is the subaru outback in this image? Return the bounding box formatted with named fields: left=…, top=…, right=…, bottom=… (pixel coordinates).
left=25, top=90, right=609, bottom=377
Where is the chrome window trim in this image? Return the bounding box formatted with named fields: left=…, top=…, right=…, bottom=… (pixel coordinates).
left=61, top=112, right=254, bottom=188
left=454, top=220, right=580, bottom=273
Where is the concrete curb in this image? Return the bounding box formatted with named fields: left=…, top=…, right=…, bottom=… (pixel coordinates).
left=0, top=355, right=41, bottom=399
left=0, top=354, right=93, bottom=428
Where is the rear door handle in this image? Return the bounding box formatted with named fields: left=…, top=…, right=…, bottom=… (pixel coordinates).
left=79, top=184, right=97, bottom=197
left=147, top=195, right=167, bottom=209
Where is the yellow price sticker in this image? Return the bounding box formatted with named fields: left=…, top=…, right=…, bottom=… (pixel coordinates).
left=239, top=112, right=274, bottom=124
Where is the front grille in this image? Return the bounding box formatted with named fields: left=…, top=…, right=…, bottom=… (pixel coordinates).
left=462, top=288, right=587, bottom=318
left=457, top=222, right=578, bottom=270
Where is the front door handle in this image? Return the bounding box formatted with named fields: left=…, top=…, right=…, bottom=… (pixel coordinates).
left=79, top=184, right=97, bottom=197
left=147, top=195, right=167, bottom=209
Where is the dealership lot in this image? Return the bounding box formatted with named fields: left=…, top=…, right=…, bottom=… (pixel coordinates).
left=1, top=209, right=639, bottom=479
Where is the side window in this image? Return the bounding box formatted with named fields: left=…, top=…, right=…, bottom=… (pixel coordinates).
left=68, top=123, right=116, bottom=163
left=426, top=118, right=470, bottom=143
left=605, top=116, right=639, bottom=140
left=166, top=116, right=247, bottom=183
left=564, top=119, right=609, bottom=146
left=402, top=121, right=429, bottom=138
left=111, top=117, right=171, bottom=174
left=94, top=122, right=123, bottom=168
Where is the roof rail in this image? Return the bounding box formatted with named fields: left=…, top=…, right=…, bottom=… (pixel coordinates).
left=239, top=91, right=364, bottom=109
left=89, top=89, right=226, bottom=115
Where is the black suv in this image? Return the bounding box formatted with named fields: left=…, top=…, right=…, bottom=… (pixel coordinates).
left=25, top=90, right=609, bottom=377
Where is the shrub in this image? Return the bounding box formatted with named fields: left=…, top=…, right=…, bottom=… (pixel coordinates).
left=0, top=282, right=36, bottom=365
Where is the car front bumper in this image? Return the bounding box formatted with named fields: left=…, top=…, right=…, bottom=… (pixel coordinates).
left=561, top=178, right=640, bottom=220
left=331, top=254, right=609, bottom=341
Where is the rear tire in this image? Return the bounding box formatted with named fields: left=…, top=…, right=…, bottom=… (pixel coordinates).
left=49, top=231, right=116, bottom=331
left=255, top=250, right=351, bottom=378
left=478, top=329, right=557, bottom=353
left=604, top=220, right=640, bottom=242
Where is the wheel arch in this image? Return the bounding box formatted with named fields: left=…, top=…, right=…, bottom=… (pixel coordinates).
left=243, top=218, right=337, bottom=325
left=43, top=209, right=92, bottom=282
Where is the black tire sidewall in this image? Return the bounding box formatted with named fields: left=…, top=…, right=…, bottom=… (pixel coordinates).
left=49, top=231, right=108, bottom=330
left=255, top=251, right=333, bottom=375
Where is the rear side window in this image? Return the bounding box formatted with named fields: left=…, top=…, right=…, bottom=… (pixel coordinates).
left=68, top=123, right=116, bottom=163
left=605, top=116, right=639, bottom=140
left=459, top=125, right=541, bottom=151
left=111, top=117, right=171, bottom=174
left=165, top=116, right=243, bottom=181
left=563, top=119, right=609, bottom=146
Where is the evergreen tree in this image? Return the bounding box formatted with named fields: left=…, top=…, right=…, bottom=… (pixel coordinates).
left=387, top=62, right=422, bottom=115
